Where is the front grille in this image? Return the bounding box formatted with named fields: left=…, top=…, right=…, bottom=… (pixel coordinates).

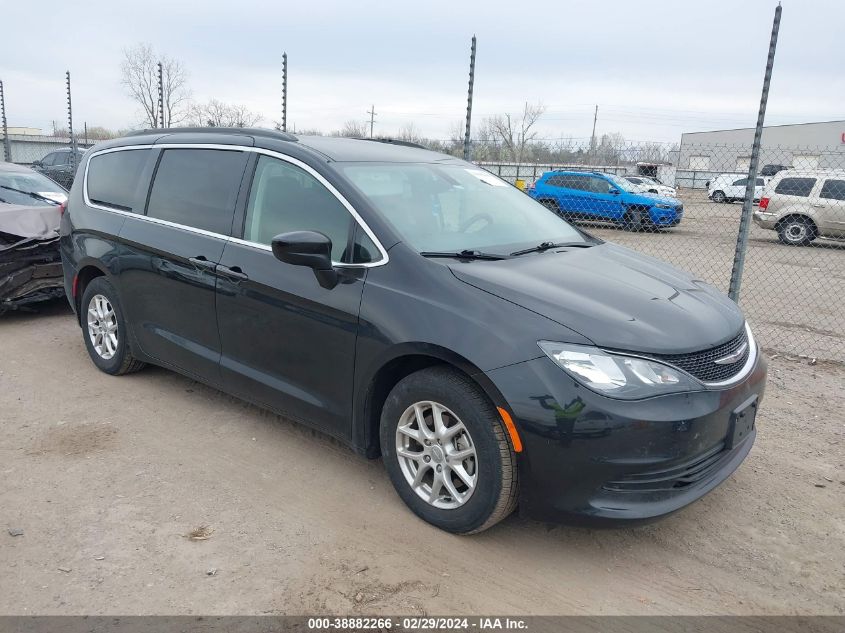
left=603, top=443, right=728, bottom=493
left=653, top=329, right=750, bottom=383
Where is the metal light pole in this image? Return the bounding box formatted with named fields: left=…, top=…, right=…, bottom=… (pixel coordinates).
left=0, top=80, right=10, bottom=162
left=66, top=71, right=77, bottom=171
left=463, top=35, right=476, bottom=161
left=281, top=52, right=288, bottom=132
left=728, top=3, right=782, bottom=303
left=157, top=62, right=165, bottom=128
left=367, top=104, right=376, bottom=138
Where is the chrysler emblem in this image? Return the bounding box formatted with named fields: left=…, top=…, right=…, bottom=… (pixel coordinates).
left=714, top=342, right=748, bottom=365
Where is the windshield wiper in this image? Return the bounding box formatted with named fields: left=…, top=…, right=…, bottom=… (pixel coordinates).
left=420, top=249, right=508, bottom=261
left=0, top=185, right=61, bottom=205
left=510, top=241, right=597, bottom=257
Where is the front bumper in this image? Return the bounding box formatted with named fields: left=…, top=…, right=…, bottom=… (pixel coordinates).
left=485, top=351, right=767, bottom=525
left=649, top=205, right=683, bottom=226
left=0, top=236, right=65, bottom=313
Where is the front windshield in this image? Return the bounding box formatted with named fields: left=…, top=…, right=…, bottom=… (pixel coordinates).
left=0, top=170, right=66, bottom=206
left=338, top=163, right=590, bottom=254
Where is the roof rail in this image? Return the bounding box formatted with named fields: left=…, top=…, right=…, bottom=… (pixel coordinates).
left=352, top=137, right=428, bottom=150
left=125, top=127, right=298, bottom=142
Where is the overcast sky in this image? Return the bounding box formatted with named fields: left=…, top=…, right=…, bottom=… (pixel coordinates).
left=2, top=0, right=842, bottom=144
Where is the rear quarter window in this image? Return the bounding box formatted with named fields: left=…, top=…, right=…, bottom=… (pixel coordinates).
left=86, top=149, right=151, bottom=212
left=146, top=149, right=247, bottom=234
left=819, top=179, right=845, bottom=201
left=774, top=177, right=816, bottom=197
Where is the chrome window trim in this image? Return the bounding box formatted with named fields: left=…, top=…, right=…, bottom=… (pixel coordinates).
left=82, top=143, right=389, bottom=268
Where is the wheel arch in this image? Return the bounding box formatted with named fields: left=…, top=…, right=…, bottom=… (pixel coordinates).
left=72, top=260, right=111, bottom=326
left=354, top=344, right=511, bottom=458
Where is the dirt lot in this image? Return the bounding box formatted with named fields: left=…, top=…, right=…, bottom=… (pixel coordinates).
left=0, top=300, right=843, bottom=616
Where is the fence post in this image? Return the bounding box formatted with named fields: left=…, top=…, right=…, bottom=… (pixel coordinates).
left=729, top=3, right=782, bottom=302
left=0, top=80, right=10, bottom=162
left=66, top=71, right=77, bottom=171
left=463, top=35, right=476, bottom=162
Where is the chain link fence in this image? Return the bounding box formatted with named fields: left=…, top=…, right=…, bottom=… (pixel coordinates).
left=484, top=140, right=845, bottom=361
left=0, top=132, right=93, bottom=189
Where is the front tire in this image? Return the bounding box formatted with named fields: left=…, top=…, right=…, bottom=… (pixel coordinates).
left=80, top=277, right=146, bottom=375
left=712, top=190, right=726, bottom=203
left=622, top=207, right=644, bottom=231
left=380, top=367, right=518, bottom=534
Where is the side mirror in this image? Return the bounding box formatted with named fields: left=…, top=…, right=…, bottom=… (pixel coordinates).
left=32, top=160, right=43, bottom=168
left=608, top=187, right=621, bottom=195
left=271, top=230, right=338, bottom=289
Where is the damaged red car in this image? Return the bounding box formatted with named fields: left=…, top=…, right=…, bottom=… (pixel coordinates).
left=0, top=162, right=68, bottom=313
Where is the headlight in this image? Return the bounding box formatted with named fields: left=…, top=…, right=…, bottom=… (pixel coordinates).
left=655, top=203, right=674, bottom=209
left=537, top=341, right=702, bottom=399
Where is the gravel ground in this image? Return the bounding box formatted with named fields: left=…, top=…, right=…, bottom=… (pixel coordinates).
left=0, top=300, right=843, bottom=615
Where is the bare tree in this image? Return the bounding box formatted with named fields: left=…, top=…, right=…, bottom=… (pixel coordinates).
left=397, top=122, right=422, bottom=143
left=332, top=120, right=369, bottom=138
left=188, top=99, right=262, bottom=127
left=121, top=43, right=190, bottom=128
left=488, top=102, right=546, bottom=163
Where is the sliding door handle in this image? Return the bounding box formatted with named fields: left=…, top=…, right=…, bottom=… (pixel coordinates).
left=189, top=256, right=216, bottom=270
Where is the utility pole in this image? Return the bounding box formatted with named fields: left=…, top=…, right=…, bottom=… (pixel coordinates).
left=157, top=61, right=165, bottom=128
left=589, top=104, right=598, bottom=162
left=281, top=52, right=288, bottom=132
left=0, top=80, right=10, bottom=162
left=463, top=34, right=477, bottom=161
left=367, top=104, right=377, bottom=138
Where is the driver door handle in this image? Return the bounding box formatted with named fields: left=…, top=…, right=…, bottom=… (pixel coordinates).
left=216, top=264, right=249, bottom=281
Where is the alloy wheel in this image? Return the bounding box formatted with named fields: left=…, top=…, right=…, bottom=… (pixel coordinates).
left=395, top=401, right=478, bottom=509
left=87, top=294, right=119, bottom=360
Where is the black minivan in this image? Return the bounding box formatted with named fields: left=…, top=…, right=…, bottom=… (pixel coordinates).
left=60, top=128, right=766, bottom=533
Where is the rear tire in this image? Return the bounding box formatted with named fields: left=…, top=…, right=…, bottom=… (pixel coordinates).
left=80, top=277, right=146, bottom=376
left=712, top=190, right=726, bottom=203
left=777, top=216, right=816, bottom=246
left=380, top=366, right=518, bottom=534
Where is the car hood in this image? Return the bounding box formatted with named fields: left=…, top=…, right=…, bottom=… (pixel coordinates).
left=449, top=242, right=744, bottom=355
left=0, top=203, right=61, bottom=242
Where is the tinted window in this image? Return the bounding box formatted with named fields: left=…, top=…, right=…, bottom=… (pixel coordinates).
left=775, top=177, right=816, bottom=197
left=756, top=178, right=764, bottom=186
left=87, top=149, right=151, bottom=212
left=147, top=149, right=245, bottom=233
left=41, top=153, right=57, bottom=167
left=587, top=177, right=612, bottom=194
left=55, top=152, right=71, bottom=166
left=559, top=175, right=588, bottom=190
left=732, top=178, right=747, bottom=186
left=545, top=175, right=565, bottom=187
left=244, top=155, right=354, bottom=262
left=820, top=179, right=845, bottom=201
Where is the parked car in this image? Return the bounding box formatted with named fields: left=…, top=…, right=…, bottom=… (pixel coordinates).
left=760, top=164, right=790, bottom=178
left=707, top=174, right=765, bottom=203
left=623, top=175, right=677, bottom=197
left=32, top=147, right=86, bottom=189
left=528, top=170, right=683, bottom=230
left=0, top=163, right=67, bottom=312
left=753, top=170, right=845, bottom=245
left=61, top=128, right=765, bottom=533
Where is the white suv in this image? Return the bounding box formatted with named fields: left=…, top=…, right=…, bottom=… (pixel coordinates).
left=707, top=174, right=765, bottom=203
left=753, top=170, right=845, bottom=246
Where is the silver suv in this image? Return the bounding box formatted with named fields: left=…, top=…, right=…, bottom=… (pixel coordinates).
left=753, top=170, right=845, bottom=246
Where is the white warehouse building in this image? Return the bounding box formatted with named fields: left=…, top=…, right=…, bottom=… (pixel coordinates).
left=678, top=120, right=845, bottom=174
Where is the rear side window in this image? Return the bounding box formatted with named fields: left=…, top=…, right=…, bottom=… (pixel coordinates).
left=775, top=177, right=816, bottom=197
left=87, top=149, right=151, bottom=212
left=147, top=149, right=246, bottom=234
left=820, top=179, right=845, bottom=201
